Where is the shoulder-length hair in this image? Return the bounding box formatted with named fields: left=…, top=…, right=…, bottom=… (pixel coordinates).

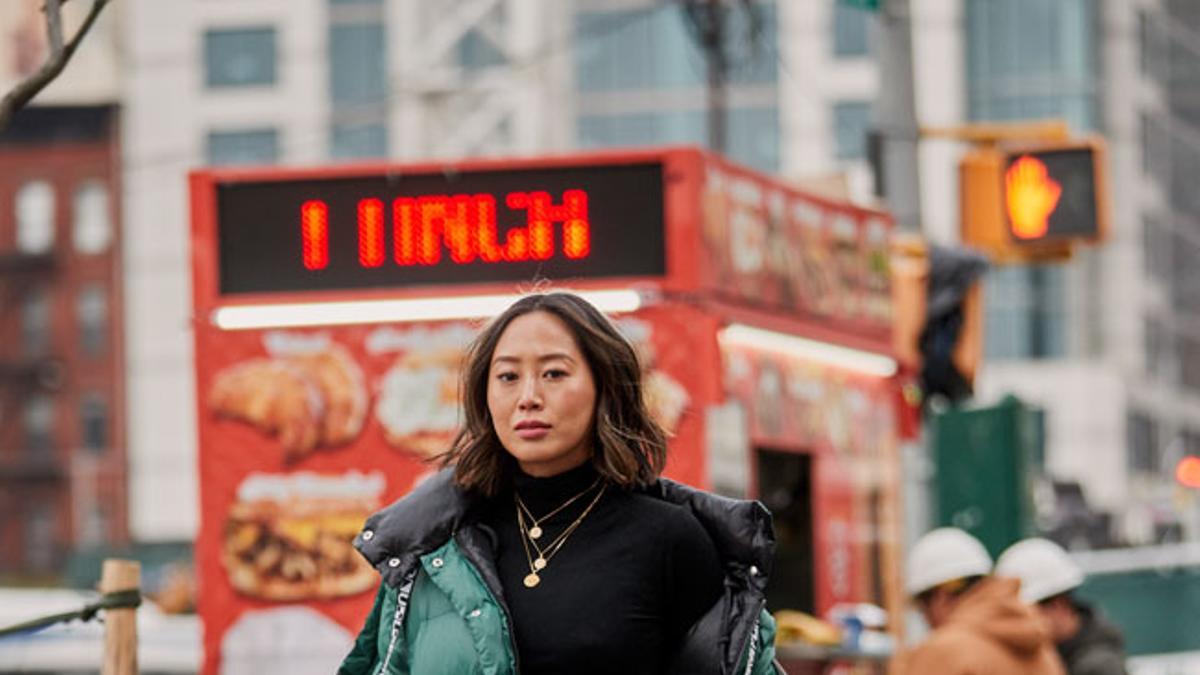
left=442, top=291, right=667, bottom=497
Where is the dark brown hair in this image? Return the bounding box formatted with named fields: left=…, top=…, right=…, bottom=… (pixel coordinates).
left=441, top=291, right=667, bottom=497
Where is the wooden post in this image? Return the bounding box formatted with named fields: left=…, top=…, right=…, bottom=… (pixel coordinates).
left=99, top=558, right=140, bottom=675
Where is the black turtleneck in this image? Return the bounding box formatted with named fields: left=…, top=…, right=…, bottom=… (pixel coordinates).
left=482, top=462, right=724, bottom=674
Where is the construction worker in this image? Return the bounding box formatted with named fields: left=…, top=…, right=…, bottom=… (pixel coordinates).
left=890, top=528, right=1066, bottom=675
left=995, top=538, right=1129, bottom=675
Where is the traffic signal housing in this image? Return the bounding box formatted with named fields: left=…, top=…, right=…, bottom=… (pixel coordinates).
left=962, top=137, right=1109, bottom=264
left=891, top=236, right=988, bottom=405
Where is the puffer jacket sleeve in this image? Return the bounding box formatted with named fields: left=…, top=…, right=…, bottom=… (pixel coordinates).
left=338, top=584, right=385, bottom=675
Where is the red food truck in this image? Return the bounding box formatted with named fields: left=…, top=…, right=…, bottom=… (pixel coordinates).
left=189, top=147, right=908, bottom=674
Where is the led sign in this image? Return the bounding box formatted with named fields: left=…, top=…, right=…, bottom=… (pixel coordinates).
left=215, top=163, right=665, bottom=295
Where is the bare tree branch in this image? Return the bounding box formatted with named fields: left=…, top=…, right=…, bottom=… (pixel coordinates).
left=0, top=0, right=112, bottom=131
left=46, top=0, right=66, bottom=54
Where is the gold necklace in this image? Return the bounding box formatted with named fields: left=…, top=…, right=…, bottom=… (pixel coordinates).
left=515, top=479, right=601, bottom=561
left=516, top=484, right=607, bottom=588
left=514, top=477, right=600, bottom=540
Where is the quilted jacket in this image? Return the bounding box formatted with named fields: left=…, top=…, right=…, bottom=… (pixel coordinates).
left=337, top=469, right=782, bottom=674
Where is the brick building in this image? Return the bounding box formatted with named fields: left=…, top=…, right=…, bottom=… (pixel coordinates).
left=0, top=105, right=127, bottom=576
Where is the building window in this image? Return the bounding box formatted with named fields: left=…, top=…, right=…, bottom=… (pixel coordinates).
left=984, top=265, right=1066, bottom=359
left=578, top=107, right=779, bottom=173
left=77, top=283, right=107, bottom=356
left=1139, top=10, right=1170, bottom=83
left=329, top=23, right=386, bottom=104
left=328, top=15, right=388, bottom=160
left=832, top=101, right=871, bottom=160
left=1170, top=230, right=1200, bottom=314
left=204, top=27, right=277, bottom=88
left=80, top=393, right=108, bottom=452
left=207, top=128, right=279, bottom=166
left=79, top=504, right=110, bottom=548
left=576, top=8, right=704, bottom=92
left=1169, top=229, right=1200, bottom=316
left=1168, top=130, right=1200, bottom=216
left=1127, top=410, right=1159, bottom=473
left=331, top=123, right=388, bottom=160
left=16, top=180, right=55, bottom=254
left=21, top=288, right=50, bottom=358
left=1180, top=334, right=1200, bottom=394
left=1184, top=429, right=1200, bottom=458
left=458, top=29, right=507, bottom=70
left=1029, top=265, right=1066, bottom=357
left=729, top=107, right=781, bottom=173
left=72, top=180, right=111, bottom=254
left=575, top=4, right=777, bottom=93
left=24, top=395, right=54, bottom=453
left=1144, top=316, right=1173, bottom=382
left=1141, top=113, right=1171, bottom=186
left=965, top=0, right=1100, bottom=131
left=832, top=3, right=871, bottom=57
left=1142, top=215, right=1170, bottom=284
left=26, top=502, right=57, bottom=570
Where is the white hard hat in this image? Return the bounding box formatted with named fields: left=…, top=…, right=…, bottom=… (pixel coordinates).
left=906, top=528, right=993, bottom=597
left=995, top=538, right=1084, bottom=603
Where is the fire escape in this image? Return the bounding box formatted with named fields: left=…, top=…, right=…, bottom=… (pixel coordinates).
left=0, top=250, right=65, bottom=502
left=391, top=0, right=571, bottom=159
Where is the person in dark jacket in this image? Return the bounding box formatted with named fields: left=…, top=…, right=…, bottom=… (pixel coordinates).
left=996, top=538, right=1129, bottom=675
left=339, top=291, right=780, bottom=675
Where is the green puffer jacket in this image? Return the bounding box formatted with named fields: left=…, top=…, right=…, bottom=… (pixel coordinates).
left=338, top=469, right=782, bottom=675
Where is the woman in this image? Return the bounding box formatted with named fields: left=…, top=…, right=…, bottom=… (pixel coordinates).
left=339, top=292, right=780, bottom=674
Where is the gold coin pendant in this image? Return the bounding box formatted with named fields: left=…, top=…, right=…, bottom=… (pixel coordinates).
left=533, top=557, right=547, bottom=570
left=523, top=573, right=541, bottom=588
left=528, top=526, right=543, bottom=540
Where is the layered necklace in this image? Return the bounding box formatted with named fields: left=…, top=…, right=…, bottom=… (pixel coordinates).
left=514, top=478, right=606, bottom=588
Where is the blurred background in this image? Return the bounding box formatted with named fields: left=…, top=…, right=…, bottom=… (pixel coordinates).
left=0, top=0, right=1198, bottom=673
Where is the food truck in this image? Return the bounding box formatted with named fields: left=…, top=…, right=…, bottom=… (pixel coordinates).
left=189, top=147, right=908, bottom=674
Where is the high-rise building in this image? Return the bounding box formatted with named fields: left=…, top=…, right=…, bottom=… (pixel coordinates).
left=960, top=0, right=1200, bottom=546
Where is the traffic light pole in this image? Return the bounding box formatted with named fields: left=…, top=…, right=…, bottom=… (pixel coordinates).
left=875, top=0, right=922, bottom=232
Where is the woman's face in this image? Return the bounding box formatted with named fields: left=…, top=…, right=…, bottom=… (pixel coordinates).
left=487, top=311, right=597, bottom=477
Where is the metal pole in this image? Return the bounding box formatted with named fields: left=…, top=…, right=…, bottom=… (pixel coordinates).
left=706, top=0, right=727, bottom=154
left=875, top=0, right=922, bottom=231
left=681, top=0, right=730, bottom=153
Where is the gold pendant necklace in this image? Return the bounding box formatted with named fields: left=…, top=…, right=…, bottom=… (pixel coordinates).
left=513, top=475, right=597, bottom=538
left=514, top=478, right=599, bottom=541
left=516, top=483, right=607, bottom=589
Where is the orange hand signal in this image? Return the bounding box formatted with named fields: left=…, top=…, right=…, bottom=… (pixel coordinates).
left=1005, top=155, right=1062, bottom=240
left=1179, top=456, right=1200, bottom=489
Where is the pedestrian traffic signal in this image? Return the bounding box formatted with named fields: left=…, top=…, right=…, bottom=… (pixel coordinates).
left=1177, top=456, right=1200, bottom=489
left=960, top=137, right=1109, bottom=264
left=1001, top=141, right=1109, bottom=246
